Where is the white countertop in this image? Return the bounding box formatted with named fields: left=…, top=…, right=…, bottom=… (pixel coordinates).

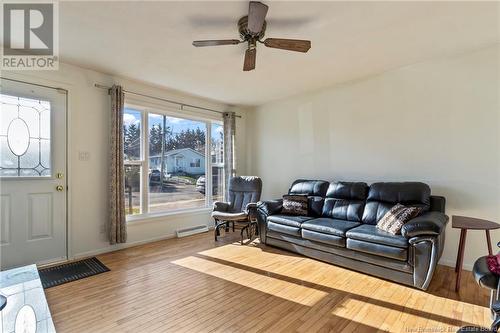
left=0, top=265, right=55, bottom=333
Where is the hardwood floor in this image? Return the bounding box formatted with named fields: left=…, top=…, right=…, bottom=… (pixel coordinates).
left=45, top=231, right=491, bottom=332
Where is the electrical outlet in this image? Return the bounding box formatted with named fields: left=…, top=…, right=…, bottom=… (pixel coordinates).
left=78, top=151, right=90, bottom=161
left=99, top=224, right=106, bottom=234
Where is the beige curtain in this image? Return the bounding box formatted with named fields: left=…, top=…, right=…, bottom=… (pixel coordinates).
left=223, top=111, right=236, bottom=201
left=109, top=85, right=127, bottom=244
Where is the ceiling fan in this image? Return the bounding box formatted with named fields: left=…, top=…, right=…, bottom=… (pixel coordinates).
left=192, top=1, right=311, bottom=71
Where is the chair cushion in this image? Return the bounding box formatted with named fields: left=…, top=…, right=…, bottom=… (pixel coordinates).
left=473, top=256, right=500, bottom=290
left=211, top=211, right=248, bottom=221
left=301, top=229, right=345, bottom=247
left=228, top=176, right=262, bottom=213
left=302, top=218, right=360, bottom=237
left=346, top=224, right=408, bottom=248
left=267, top=214, right=312, bottom=228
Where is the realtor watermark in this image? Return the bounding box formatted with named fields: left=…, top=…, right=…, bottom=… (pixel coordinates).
left=1, top=1, right=59, bottom=70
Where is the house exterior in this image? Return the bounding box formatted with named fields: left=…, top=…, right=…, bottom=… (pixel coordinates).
left=149, top=148, right=205, bottom=175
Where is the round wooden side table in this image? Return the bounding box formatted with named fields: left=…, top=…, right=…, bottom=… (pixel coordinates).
left=452, top=215, right=500, bottom=292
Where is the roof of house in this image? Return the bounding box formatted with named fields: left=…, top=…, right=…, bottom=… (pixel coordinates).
left=149, top=147, right=205, bottom=159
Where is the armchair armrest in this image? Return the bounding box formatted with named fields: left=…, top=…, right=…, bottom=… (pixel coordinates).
left=245, top=202, right=258, bottom=219
left=401, top=211, right=449, bottom=238
left=257, top=199, right=283, bottom=217
left=213, top=201, right=230, bottom=212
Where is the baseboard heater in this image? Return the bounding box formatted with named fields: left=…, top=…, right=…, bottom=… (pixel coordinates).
left=176, top=225, right=209, bottom=238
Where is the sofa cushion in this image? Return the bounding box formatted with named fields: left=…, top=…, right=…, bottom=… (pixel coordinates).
left=346, top=239, right=408, bottom=261
left=322, top=199, right=365, bottom=222
left=302, top=218, right=360, bottom=237
left=321, top=182, right=368, bottom=222
left=301, top=229, right=345, bottom=247
left=346, top=224, right=408, bottom=248
left=267, top=214, right=312, bottom=228
left=308, top=196, right=325, bottom=217
left=289, top=179, right=329, bottom=197
left=362, top=182, right=431, bottom=225
left=267, top=222, right=301, bottom=237
left=325, top=181, right=369, bottom=200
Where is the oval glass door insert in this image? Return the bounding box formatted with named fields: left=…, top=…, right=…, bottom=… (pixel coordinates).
left=7, top=118, right=30, bottom=156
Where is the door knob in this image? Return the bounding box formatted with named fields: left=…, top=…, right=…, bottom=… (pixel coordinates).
left=56, top=185, right=64, bottom=192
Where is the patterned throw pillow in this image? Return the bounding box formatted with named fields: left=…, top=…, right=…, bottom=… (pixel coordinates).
left=282, top=195, right=308, bottom=216
left=376, top=204, right=422, bottom=235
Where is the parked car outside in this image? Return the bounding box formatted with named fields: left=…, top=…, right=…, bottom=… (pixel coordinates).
left=196, top=173, right=220, bottom=195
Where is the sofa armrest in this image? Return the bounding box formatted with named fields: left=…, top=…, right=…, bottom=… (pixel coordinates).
left=257, top=199, right=283, bottom=217
left=256, top=199, right=283, bottom=243
left=401, top=212, right=449, bottom=238
left=213, top=201, right=230, bottom=212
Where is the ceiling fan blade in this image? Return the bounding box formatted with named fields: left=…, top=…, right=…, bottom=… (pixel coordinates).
left=263, top=38, right=311, bottom=53
left=192, top=39, right=241, bottom=47
left=243, top=48, right=256, bottom=71
left=247, top=1, right=268, bottom=34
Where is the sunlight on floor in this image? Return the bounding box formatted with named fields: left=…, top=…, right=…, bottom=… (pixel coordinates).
left=172, top=241, right=491, bottom=332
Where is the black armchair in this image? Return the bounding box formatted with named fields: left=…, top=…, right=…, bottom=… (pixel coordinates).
left=460, top=242, right=500, bottom=333
left=212, top=176, right=262, bottom=244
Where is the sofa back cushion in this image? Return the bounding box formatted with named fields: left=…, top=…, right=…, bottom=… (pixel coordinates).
left=321, top=182, right=368, bottom=222
left=288, top=179, right=329, bottom=217
left=362, top=182, right=431, bottom=225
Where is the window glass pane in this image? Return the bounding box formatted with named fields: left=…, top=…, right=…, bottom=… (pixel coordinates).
left=0, top=94, right=51, bottom=177
left=123, top=108, right=141, bottom=161
left=124, top=164, right=141, bottom=215
left=211, top=123, right=224, bottom=202
left=148, top=113, right=206, bottom=212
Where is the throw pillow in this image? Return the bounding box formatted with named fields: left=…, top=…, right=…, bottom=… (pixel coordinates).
left=282, top=195, right=308, bottom=216
left=486, top=254, right=500, bottom=275
left=377, top=203, right=422, bottom=235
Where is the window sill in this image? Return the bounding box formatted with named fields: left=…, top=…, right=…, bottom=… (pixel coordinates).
left=126, top=207, right=212, bottom=225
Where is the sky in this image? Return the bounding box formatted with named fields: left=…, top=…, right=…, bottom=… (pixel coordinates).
left=124, top=107, right=223, bottom=142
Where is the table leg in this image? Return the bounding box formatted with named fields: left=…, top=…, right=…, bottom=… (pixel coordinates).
left=455, top=229, right=467, bottom=292
left=486, top=230, right=493, bottom=255
left=455, top=229, right=465, bottom=273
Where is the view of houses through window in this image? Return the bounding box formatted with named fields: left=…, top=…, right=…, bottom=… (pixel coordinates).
left=123, top=106, right=224, bottom=216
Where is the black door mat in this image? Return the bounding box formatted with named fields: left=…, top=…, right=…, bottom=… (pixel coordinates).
left=38, top=257, right=110, bottom=289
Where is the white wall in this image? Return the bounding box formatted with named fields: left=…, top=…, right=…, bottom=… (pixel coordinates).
left=246, top=45, right=500, bottom=270
left=2, top=62, right=247, bottom=259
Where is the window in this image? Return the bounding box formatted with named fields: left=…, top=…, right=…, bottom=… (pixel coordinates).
left=123, top=109, right=142, bottom=215
left=211, top=123, right=224, bottom=203
left=0, top=94, right=51, bottom=177
left=123, top=105, right=223, bottom=217
left=190, top=158, right=201, bottom=168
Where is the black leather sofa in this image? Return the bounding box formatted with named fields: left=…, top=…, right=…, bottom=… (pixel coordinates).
left=256, top=180, right=449, bottom=290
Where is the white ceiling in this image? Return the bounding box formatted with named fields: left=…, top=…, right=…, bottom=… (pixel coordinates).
left=59, top=1, right=499, bottom=106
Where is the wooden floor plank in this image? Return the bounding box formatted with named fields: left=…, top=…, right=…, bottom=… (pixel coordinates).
left=45, top=232, right=491, bottom=333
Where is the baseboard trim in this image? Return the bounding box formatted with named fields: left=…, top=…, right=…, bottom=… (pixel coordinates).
left=70, top=226, right=216, bottom=261
left=71, top=233, right=176, bottom=260
left=439, top=258, right=472, bottom=272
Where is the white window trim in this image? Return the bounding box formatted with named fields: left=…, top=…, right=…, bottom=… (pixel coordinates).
left=124, top=101, right=223, bottom=222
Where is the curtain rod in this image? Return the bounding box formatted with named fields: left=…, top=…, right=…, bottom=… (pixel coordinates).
left=94, top=83, right=241, bottom=118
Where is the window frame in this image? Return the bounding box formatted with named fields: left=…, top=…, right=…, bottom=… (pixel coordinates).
left=124, top=101, right=223, bottom=221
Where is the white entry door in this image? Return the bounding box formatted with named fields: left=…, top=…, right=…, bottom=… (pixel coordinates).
left=0, top=78, right=67, bottom=269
